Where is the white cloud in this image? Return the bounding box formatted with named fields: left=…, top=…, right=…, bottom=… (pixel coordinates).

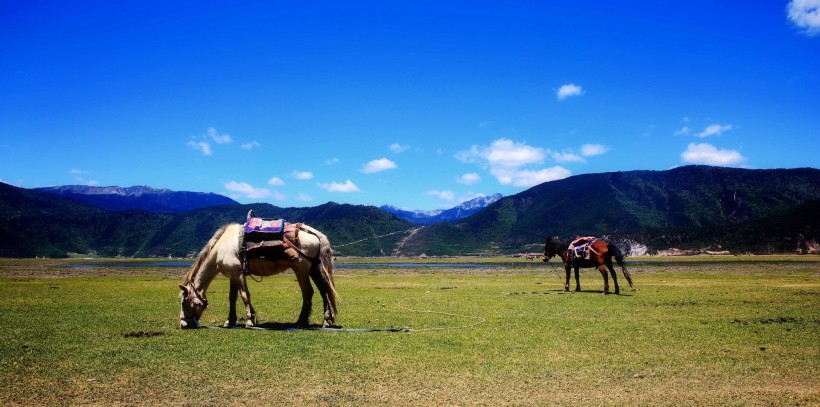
left=549, top=150, right=585, bottom=163
left=241, top=141, right=261, bottom=150
left=68, top=169, right=98, bottom=185
left=187, top=140, right=212, bottom=156
left=456, top=139, right=573, bottom=188
left=457, top=173, right=481, bottom=185
left=207, top=127, right=232, bottom=144
left=580, top=144, right=609, bottom=157
left=557, top=83, right=584, bottom=100
left=292, top=171, right=314, bottom=180
left=457, top=138, right=546, bottom=167
left=319, top=180, right=361, bottom=193
left=224, top=181, right=275, bottom=199
left=268, top=177, right=285, bottom=186
left=696, top=124, right=733, bottom=138
left=493, top=166, right=572, bottom=187
left=389, top=143, right=410, bottom=154
left=361, top=158, right=397, bottom=173
left=426, top=190, right=455, bottom=201
left=674, top=126, right=691, bottom=136
left=325, top=158, right=340, bottom=165
left=296, top=193, right=313, bottom=202
left=788, top=0, right=820, bottom=36
left=681, top=143, right=746, bottom=166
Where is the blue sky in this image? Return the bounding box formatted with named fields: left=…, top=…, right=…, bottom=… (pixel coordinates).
left=2, top=1, right=818, bottom=210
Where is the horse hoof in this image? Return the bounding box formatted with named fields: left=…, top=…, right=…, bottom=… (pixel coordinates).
left=223, top=320, right=237, bottom=328
left=245, top=319, right=257, bottom=328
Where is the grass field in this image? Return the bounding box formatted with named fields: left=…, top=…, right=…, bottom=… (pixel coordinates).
left=0, top=257, right=818, bottom=406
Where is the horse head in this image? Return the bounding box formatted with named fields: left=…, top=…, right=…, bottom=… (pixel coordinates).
left=179, top=282, right=208, bottom=329
left=543, top=236, right=563, bottom=262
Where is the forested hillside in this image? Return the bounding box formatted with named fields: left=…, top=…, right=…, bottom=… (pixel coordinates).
left=0, top=182, right=412, bottom=257
left=399, top=166, right=820, bottom=255
left=2, top=166, right=819, bottom=257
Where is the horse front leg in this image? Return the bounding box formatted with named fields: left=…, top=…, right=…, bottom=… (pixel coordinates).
left=574, top=266, right=581, bottom=292
left=237, top=275, right=258, bottom=327
left=309, top=264, right=334, bottom=327
left=598, top=266, right=610, bottom=294
left=564, top=265, right=572, bottom=292
left=223, top=278, right=240, bottom=327
left=295, top=268, right=314, bottom=327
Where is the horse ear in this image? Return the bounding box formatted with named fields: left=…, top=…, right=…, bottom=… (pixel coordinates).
left=179, top=284, right=189, bottom=294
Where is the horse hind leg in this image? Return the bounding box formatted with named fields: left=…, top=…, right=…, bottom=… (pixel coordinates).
left=309, top=263, right=334, bottom=327
left=606, top=259, right=621, bottom=295
left=598, top=265, right=610, bottom=294
left=294, top=262, right=314, bottom=327
left=237, top=275, right=258, bottom=327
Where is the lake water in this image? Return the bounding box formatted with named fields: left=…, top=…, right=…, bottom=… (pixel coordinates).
left=68, top=261, right=552, bottom=269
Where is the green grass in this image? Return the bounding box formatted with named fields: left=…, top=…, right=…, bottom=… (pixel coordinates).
left=0, top=257, right=818, bottom=405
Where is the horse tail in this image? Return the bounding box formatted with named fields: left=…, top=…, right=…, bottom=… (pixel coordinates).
left=302, top=225, right=339, bottom=321
left=184, top=224, right=229, bottom=285
left=609, top=243, right=633, bottom=288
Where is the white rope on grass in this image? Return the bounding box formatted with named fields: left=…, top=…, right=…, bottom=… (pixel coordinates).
left=333, top=227, right=421, bottom=248
left=395, top=296, right=486, bottom=332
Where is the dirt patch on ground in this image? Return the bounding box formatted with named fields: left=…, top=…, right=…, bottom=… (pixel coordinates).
left=121, top=330, right=165, bottom=338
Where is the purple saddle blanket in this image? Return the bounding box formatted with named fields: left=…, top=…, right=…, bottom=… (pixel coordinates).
left=244, top=218, right=285, bottom=234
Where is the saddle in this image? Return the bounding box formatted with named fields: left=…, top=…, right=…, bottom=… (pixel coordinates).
left=241, top=210, right=301, bottom=272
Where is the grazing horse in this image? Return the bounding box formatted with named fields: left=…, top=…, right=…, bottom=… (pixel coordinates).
left=543, top=236, right=633, bottom=294
left=179, top=222, right=338, bottom=329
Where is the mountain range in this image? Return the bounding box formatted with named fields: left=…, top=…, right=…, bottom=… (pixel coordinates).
left=34, top=185, right=238, bottom=213
left=2, top=166, right=819, bottom=257
left=380, top=193, right=503, bottom=225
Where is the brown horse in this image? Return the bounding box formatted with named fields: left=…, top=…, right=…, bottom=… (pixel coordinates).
left=543, top=236, right=633, bottom=294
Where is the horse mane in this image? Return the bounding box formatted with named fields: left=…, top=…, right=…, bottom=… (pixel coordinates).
left=184, top=224, right=230, bottom=284
left=545, top=236, right=569, bottom=253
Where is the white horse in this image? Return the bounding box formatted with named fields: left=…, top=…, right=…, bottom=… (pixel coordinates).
left=179, top=222, right=338, bottom=329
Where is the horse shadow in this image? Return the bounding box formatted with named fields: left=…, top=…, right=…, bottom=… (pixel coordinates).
left=253, top=321, right=344, bottom=331
left=548, top=289, right=634, bottom=297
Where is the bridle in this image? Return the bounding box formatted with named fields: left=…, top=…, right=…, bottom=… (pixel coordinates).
left=180, top=284, right=208, bottom=328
